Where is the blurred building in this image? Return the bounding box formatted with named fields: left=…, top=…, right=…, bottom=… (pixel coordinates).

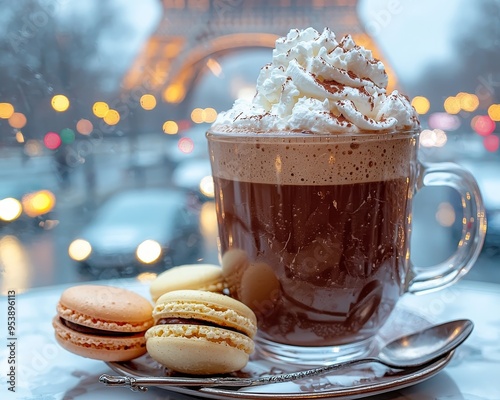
left=123, top=0, right=398, bottom=115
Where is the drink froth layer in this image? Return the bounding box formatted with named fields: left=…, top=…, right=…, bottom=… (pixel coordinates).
left=208, top=129, right=418, bottom=185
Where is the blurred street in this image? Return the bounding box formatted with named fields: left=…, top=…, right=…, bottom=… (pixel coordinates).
left=0, top=134, right=220, bottom=291
left=0, top=132, right=499, bottom=292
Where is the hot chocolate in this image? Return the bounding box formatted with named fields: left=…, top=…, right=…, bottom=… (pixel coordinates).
left=207, top=26, right=420, bottom=354
left=209, top=131, right=418, bottom=346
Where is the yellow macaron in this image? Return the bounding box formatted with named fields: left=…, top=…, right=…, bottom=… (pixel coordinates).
left=145, top=290, right=257, bottom=375
left=149, top=264, right=225, bottom=302
left=53, top=285, right=154, bottom=362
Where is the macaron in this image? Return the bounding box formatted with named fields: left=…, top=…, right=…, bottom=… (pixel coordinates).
left=222, top=250, right=281, bottom=321
left=146, top=290, right=257, bottom=375
left=149, top=264, right=225, bottom=303
left=53, top=285, right=154, bottom=362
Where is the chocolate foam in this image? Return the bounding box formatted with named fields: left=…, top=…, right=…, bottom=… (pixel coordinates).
left=208, top=129, right=418, bottom=185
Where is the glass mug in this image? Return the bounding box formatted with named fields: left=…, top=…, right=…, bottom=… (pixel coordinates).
left=206, top=129, right=486, bottom=365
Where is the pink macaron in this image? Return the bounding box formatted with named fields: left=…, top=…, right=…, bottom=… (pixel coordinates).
left=53, top=285, right=154, bottom=362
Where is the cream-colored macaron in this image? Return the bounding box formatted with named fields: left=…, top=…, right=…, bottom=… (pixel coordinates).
left=145, top=290, right=257, bottom=375
left=149, top=264, right=225, bottom=302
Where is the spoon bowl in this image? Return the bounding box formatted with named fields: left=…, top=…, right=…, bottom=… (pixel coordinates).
left=376, top=318, right=473, bottom=368
left=249, top=318, right=474, bottom=385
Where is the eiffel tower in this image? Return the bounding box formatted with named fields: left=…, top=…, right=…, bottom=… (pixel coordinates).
left=124, top=0, right=397, bottom=113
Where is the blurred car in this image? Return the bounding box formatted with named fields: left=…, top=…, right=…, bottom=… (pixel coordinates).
left=68, top=188, right=203, bottom=275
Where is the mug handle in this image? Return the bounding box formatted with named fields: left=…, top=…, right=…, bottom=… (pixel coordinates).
left=406, top=162, right=487, bottom=294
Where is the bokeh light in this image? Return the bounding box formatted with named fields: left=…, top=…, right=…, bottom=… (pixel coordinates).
left=163, top=83, right=185, bottom=103
left=15, top=132, right=25, bottom=143
left=136, top=240, right=162, bottom=264
left=8, top=112, right=26, bottom=129
left=420, top=129, right=448, bottom=148
left=191, top=108, right=204, bottom=124
left=0, top=198, right=23, bottom=222
left=199, top=201, right=218, bottom=239
left=140, top=94, right=157, bottom=110
left=103, top=109, right=120, bottom=125
left=68, top=239, right=92, bottom=261
left=458, top=93, right=479, bottom=112
left=203, top=108, right=217, bottom=123
left=487, top=104, right=500, bottom=121
left=191, top=107, right=218, bottom=124
left=443, top=96, right=460, bottom=114
left=435, top=202, right=456, bottom=227
left=0, top=103, right=15, bottom=119
left=92, top=101, right=109, bottom=118
left=76, top=119, right=93, bottom=135
left=0, top=235, right=31, bottom=295
left=484, top=135, right=500, bottom=152
left=206, top=58, right=223, bottom=77
left=162, top=120, right=179, bottom=135
left=136, top=272, right=158, bottom=283
left=22, top=190, right=56, bottom=217
left=199, top=176, right=215, bottom=198
left=24, top=140, right=43, bottom=157
left=51, top=94, right=70, bottom=112
left=428, top=112, right=461, bottom=131
left=178, top=137, right=194, bottom=154
left=472, top=115, right=495, bottom=136
left=411, top=96, right=430, bottom=115
left=60, top=128, right=75, bottom=144
left=43, top=132, right=62, bottom=150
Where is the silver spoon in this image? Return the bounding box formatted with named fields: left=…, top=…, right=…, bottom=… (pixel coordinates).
left=99, top=319, right=473, bottom=392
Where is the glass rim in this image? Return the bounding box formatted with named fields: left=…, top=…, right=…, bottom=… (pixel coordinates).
left=206, top=128, right=420, bottom=143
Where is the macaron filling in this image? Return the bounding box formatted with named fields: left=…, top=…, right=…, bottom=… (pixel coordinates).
left=60, top=317, right=145, bottom=337
left=156, top=317, right=244, bottom=336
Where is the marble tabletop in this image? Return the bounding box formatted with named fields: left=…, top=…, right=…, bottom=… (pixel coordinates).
left=1, top=278, right=499, bottom=400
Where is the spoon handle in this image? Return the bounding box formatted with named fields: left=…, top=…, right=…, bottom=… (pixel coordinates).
left=99, top=374, right=255, bottom=391
left=99, top=358, right=378, bottom=391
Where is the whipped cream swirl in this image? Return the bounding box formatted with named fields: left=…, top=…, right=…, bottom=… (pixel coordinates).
left=213, top=27, right=419, bottom=133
